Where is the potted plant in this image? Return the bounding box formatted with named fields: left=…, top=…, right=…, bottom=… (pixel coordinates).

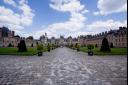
left=87, top=44, right=94, bottom=56
left=75, top=43, right=80, bottom=51
left=47, top=43, right=51, bottom=52
left=52, top=44, right=55, bottom=50
left=72, top=44, right=76, bottom=50
left=37, top=44, right=43, bottom=56
left=70, top=43, right=73, bottom=49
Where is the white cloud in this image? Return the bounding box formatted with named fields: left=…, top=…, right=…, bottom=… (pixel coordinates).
left=19, top=0, right=35, bottom=26
left=28, top=19, right=127, bottom=39
left=0, top=6, right=21, bottom=30
left=94, top=0, right=127, bottom=15
left=87, top=20, right=127, bottom=32
left=36, top=0, right=87, bottom=38
left=34, top=29, right=58, bottom=39
left=0, top=0, right=34, bottom=31
left=30, top=0, right=88, bottom=39
left=50, top=0, right=85, bottom=13
left=64, top=31, right=97, bottom=38
left=93, top=11, right=100, bottom=16
left=66, top=20, right=127, bottom=38
left=32, top=0, right=127, bottom=39
left=3, top=0, right=16, bottom=7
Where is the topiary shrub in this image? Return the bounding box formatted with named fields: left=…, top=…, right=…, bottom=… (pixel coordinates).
left=87, top=44, right=94, bottom=56
left=47, top=43, right=51, bottom=52
left=31, top=43, right=33, bottom=47
left=18, top=40, right=27, bottom=52
left=87, top=44, right=94, bottom=51
left=75, top=43, right=80, bottom=51
left=70, top=43, right=73, bottom=48
left=51, top=44, right=55, bottom=50
left=110, top=43, right=114, bottom=48
left=95, top=44, right=98, bottom=48
left=8, top=43, right=12, bottom=47
left=37, top=44, right=43, bottom=52
left=84, top=44, right=86, bottom=47
left=37, top=44, right=43, bottom=56
left=100, top=38, right=111, bottom=52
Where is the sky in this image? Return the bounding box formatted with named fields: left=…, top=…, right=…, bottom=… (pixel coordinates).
left=0, top=0, right=127, bottom=39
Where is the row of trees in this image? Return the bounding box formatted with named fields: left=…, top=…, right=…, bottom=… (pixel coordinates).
left=81, top=43, right=113, bottom=48
left=86, top=38, right=111, bottom=53
left=37, top=43, right=59, bottom=56
left=17, top=37, right=111, bottom=56
left=17, top=40, right=59, bottom=56
left=67, top=43, right=80, bottom=51
left=67, top=37, right=112, bottom=56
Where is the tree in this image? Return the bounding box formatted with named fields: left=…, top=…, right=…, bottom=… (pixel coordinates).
left=110, top=43, right=114, bottom=48
left=83, top=44, right=86, bottom=47
left=87, top=44, right=94, bottom=56
left=70, top=43, right=73, bottom=48
left=31, top=43, right=33, bottom=47
left=51, top=44, right=55, bottom=49
left=17, top=43, right=20, bottom=48
left=75, top=43, right=80, bottom=51
left=18, top=40, right=27, bottom=52
left=8, top=43, right=12, bottom=47
left=37, top=44, right=43, bottom=56
left=95, top=44, right=98, bottom=48
left=87, top=44, right=94, bottom=51
left=36, top=42, right=38, bottom=45
left=100, top=38, right=111, bottom=52
left=47, top=43, right=51, bottom=52
left=37, top=44, right=43, bottom=52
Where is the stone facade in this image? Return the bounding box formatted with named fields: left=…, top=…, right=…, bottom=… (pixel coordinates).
left=0, top=26, right=127, bottom=48
left=0, top=27, right=37, bottom=47
left=59, top=36, right=65, bottom=46
left=40, top=33, right=48, bottom=45
left=82, top=27, right=127, bottom=48
left=50, top=37, right=56, bottom=45
left=25, top=36, right=37, bottom=47
left=78, top=36, right=85, bottom=46
left=0, top=27, right=20, bottom=47
left=67, top=36, right=73, bottom=45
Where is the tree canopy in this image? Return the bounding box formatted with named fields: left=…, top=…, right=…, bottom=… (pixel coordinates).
left=18, top=40, right=27, bottom=52
left=100, top=38, right=111, bottom=52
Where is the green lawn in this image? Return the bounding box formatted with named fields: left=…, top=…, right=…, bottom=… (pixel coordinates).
left=80, top=47, right=127, bottom=55
left=0, top=47, right=48, bottom=56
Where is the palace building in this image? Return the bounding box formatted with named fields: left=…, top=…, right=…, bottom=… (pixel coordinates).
left=0, top=26, right=127, bottom=48
left=79, top=27, right=127, bottom=48
left=0, top=27, right=19, bottom=47
left=0, top=27, right=37, bottom=47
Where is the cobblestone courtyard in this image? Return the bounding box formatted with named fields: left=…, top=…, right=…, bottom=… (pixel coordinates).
left=0, top=47, right=127, bottom=85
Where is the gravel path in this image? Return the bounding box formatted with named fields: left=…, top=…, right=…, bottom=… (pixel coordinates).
left=0, top=47, right=127, bottom=85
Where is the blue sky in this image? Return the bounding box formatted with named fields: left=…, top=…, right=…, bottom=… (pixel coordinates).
left=0, top=0, right=127, bottom=39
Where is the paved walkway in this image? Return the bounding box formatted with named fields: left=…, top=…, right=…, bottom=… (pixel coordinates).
left=0, top=47, right=127, bottom=85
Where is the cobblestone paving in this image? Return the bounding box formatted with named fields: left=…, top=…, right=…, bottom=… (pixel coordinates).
left=0, top=47, right=127, bottom=85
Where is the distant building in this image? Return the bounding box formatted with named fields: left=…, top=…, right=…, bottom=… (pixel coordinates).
left=37, top=27, right=127, bottom=48
left=59, top=36, right=65, bottom=46
left=0, top=27, right=20, bottom=47
left=1, top=26, right=125, bottom=48
left=72, top=38, right=78, bottom=45
left=50, top=37, right=56, bottom=45
left=26, top=36, right=37, bottom=47
left=40, top=33, right=48, bottom=45
left=67, top=36, right=73, bottom=45
left=83, top=27, right=127, bottom=48
left=107, top=27, right=127, bottom=48
left=78, top=35, right=85, bottom=46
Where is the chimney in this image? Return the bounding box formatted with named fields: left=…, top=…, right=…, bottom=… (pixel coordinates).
left=12, top=31, right=15, bottom=37
left=8, top=31, right=12, bottom=38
